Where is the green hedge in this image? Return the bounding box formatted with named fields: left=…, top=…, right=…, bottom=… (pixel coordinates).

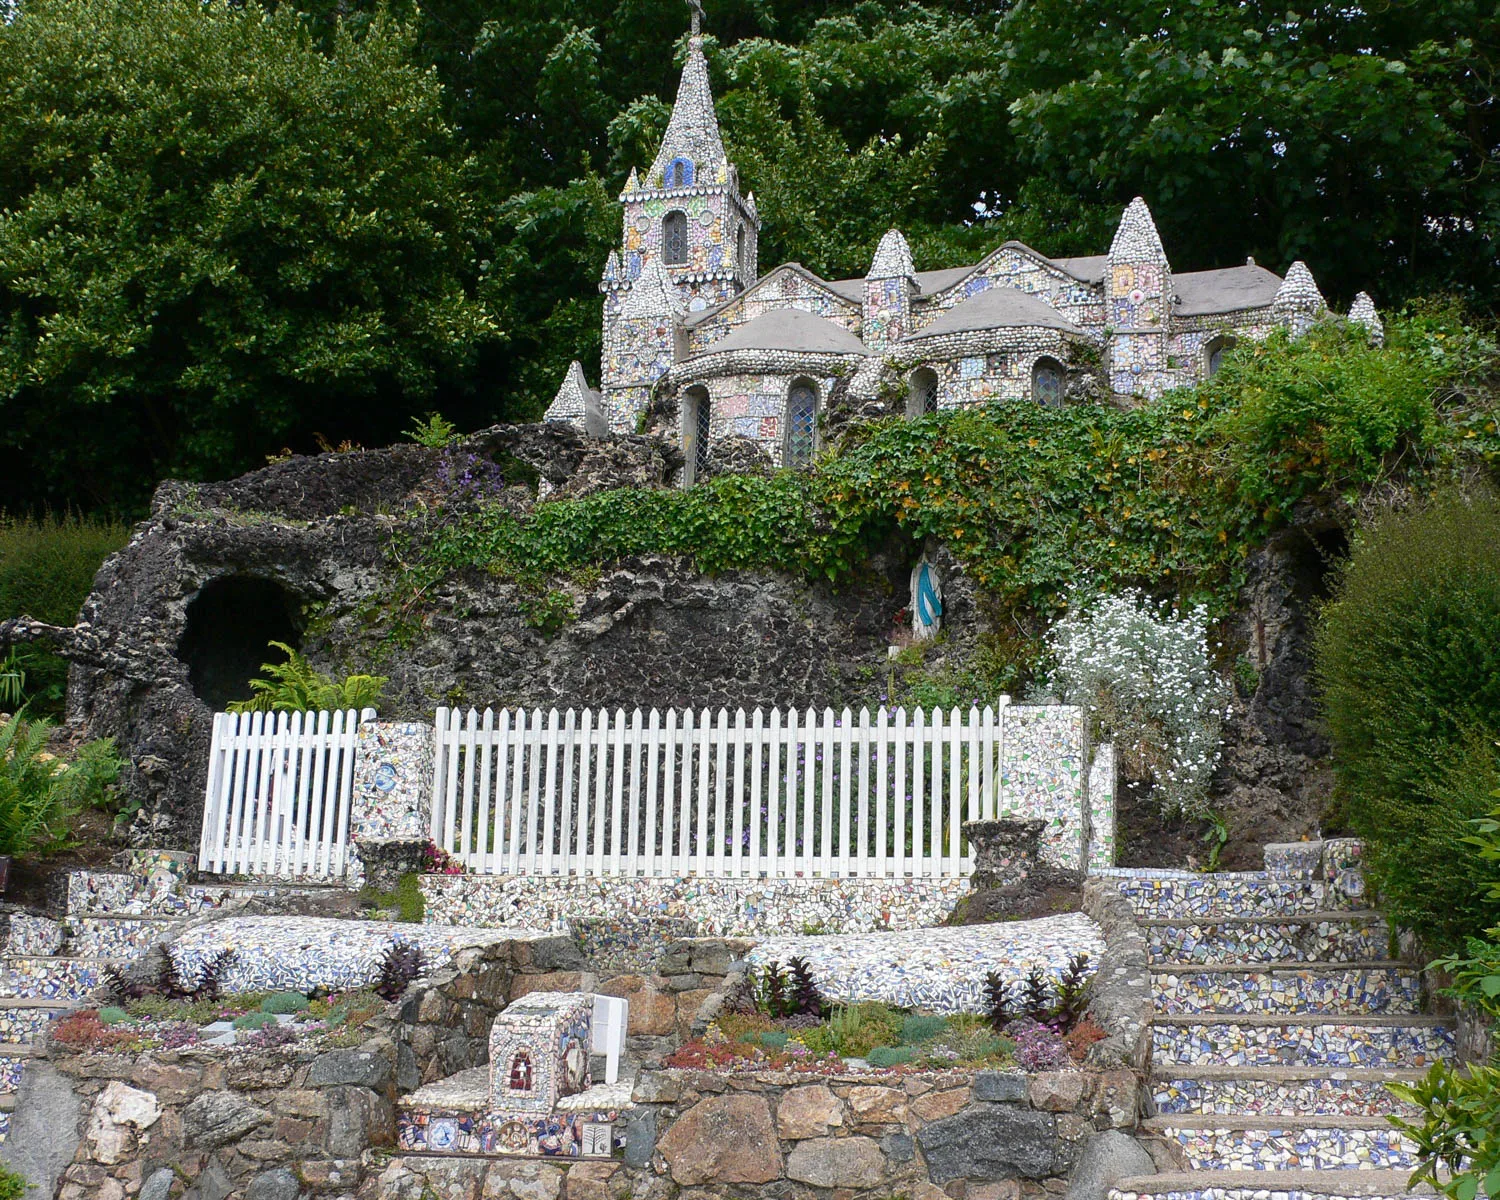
left=1315, top=492, right=1500, bottom=950
left=0, top=513, right=130, bottom=716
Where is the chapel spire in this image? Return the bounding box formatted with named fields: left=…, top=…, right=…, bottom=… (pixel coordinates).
left=648, top=8, right=728, bottom=187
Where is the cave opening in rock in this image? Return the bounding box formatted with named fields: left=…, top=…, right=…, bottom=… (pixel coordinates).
left=1290, top=525, right=1350, bottom=602
left=177, top=576, right=303, bottom=711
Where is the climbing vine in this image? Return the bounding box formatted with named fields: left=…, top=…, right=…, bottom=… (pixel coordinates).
left=388, top=310, right=1496, bottom=631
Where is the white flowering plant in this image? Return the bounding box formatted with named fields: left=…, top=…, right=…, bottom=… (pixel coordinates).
left=1045, top=589, right=1230, bottom=816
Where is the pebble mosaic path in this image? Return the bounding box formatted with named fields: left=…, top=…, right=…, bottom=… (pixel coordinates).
left=1106, top=841, right=1454, bottom=1200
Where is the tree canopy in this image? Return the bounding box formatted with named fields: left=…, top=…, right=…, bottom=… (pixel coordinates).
left=0, top=0, right=1493, bottom=513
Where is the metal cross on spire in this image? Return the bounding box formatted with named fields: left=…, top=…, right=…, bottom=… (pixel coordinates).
left=686, top=0, right=703, bottom=37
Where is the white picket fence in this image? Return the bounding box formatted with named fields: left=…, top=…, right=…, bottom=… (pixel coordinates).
left=429, top=702, right=1041, bottom=880
left=197, top=709, right=372, bottom=878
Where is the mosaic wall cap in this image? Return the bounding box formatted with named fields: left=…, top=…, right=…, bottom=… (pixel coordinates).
left=1272, top=260, right=1327, bottom=316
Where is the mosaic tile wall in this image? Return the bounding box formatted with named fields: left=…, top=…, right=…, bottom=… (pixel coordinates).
left=398, top=1105, right=617, bottom=1159
left=682, top=370, right=842, bottom=466
left=998, top=704, right=1087, bottom=870
left=1087, top=740, right=1116, bottom=870
left=422, top=874, right=970, bottom=938
left=1153, top=1073, right=1422, bottom=1119
left=747, top=913, right=1104, bottom=1014
left=351, top=720, right=433, bottom=844
left=909, top=247, right=1103, bottom=333
left=0, top=957, right=100, bottom=1001
left=685, top=270, right=860, bottom=357
left=914, top=332, right=1084, bottom=410
left=489, top=991, right=592, bottom=1112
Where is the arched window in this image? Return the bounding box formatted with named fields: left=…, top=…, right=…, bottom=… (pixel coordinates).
left=784, top=380, right=818, bottom=468
left=662, top=211, right=689, bottom=266
left=1205, top=335, right=1234, bottom=377
left=906, top=367, right=938, bottom=418
left=665, top=157, right=695, bottom=188
left=683, top=386, right=711, bottom=484
left=1031, top=357, right=1065, bottom=407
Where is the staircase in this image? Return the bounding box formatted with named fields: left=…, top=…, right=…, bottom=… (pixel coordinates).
left=1105, top=841, right=1454, bottom=1200
left=0, top=866, right=242, bottom=1143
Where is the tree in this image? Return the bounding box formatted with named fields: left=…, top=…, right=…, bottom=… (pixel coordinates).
left=0, top=0, right=501, bottom=512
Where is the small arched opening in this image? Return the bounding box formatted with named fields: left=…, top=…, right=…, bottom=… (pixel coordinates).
left=176, top=576, right=302, bottom=711
left=906, top=367, right=939, bottom=418
left=665, top=157, right=695, bottom=189
left=1031, top=356, right=1065, bottom=407
left=1204, top=335, right=1236, bottom=377
left=683, top=385, right=712, bottom=484
left=784, top=379, right=819, bottom=468
left=662, top=211, right=689, bottom=266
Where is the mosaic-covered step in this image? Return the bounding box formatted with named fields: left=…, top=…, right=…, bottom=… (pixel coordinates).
left=64, top=870, right=204, bottom=917
left=1158, top=1014, right=1452, bottom=1068
left=1109, top=1168, right=1437, bottom=1200
left=0, top=1110, right=8, bottom=1145
left=1262, top=843, right=1327, bottom=878
left=0, top=1051, right=29, bottom=1095
left=1144, top=914, right=1390, bottom=966
left=396, top=1066, right=625, bottom=1159
left=0, top=1001, right=68, bottom=1045
left=1116, top=875, right=1357, bottom=921
left=1152, top=964, right=1422, bottom=1016
left=1153, top=1015, right=1456, bottom=1068
left=1151, top=1067, right=1427, bottom=1119
left=0, top=957, right=104, bottom=1001
left=1145, top=1117, right=1423, bottom=1172
left=65, top=916, right=175, bottom=959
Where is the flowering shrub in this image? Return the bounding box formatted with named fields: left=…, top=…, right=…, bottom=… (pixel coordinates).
left=1046, top=589, right=1229, bottom=815
left=422, top=839, right=465, bottom=875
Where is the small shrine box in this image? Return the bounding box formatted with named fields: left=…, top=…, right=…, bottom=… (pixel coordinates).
left=488, top=991, right=593, bottom=1113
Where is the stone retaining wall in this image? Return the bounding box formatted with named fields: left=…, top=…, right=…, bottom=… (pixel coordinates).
left=376, top=1063, right=1142, bottom=1200
left=32, top=1037, right=401, bottom=1200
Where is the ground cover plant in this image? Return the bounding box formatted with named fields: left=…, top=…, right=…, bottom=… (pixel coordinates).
left=53, top=986, right=387, bottom=1053
left=667, top=956, right=1100, bottom=1073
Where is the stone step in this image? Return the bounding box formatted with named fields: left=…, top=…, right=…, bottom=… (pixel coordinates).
left=1110, top=1168, right=1440, bottom=1200
left=0, top=999, right=71, bottom=1045
left=1151, top=1066, right=1427, bottom=1118
left=1143, top=1116, right=1422, bottom=1172
left=66, top=870, right=202, bottom=917
left=65, top=915, right=176, bottom=960
left=1116, top=874, right=1361, bottom=920
left=1152, top=963, right=1422, bottom=1017
left=1144, top=913, right=1390, bottom=965
left=0, top=956, right=106, bottom=1002
left=1152, top=1014, right=1455, bottom=1068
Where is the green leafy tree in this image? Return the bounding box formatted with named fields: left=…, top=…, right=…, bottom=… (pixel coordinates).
left=0, top=0, right=500, bottom=513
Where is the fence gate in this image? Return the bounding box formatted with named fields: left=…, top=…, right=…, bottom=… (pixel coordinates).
left=430, top=703, right=1039, bottom=880
left=198, top=709, right=369, bottom=879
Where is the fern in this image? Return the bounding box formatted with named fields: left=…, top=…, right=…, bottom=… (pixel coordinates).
left=0, top=711, right=78, bottom=856
left=227, top=641, right=387, bottom=714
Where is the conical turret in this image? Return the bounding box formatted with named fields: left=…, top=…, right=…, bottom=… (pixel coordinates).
left=1347, top=291, right=1384, bottom=347
left=1272, top=261, right=1327, bottom=337
left=647, top=37, right=727, bottom=187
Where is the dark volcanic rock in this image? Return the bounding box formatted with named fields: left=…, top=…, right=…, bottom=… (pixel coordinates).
left=42, top=423, right=902, bottom=846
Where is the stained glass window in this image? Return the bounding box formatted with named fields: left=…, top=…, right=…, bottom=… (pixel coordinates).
left=1032, top=358, right=1064, bottom=407
left=785, top=382, right=818, bottom=467
left=663, top=211, right=688, bottom=265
